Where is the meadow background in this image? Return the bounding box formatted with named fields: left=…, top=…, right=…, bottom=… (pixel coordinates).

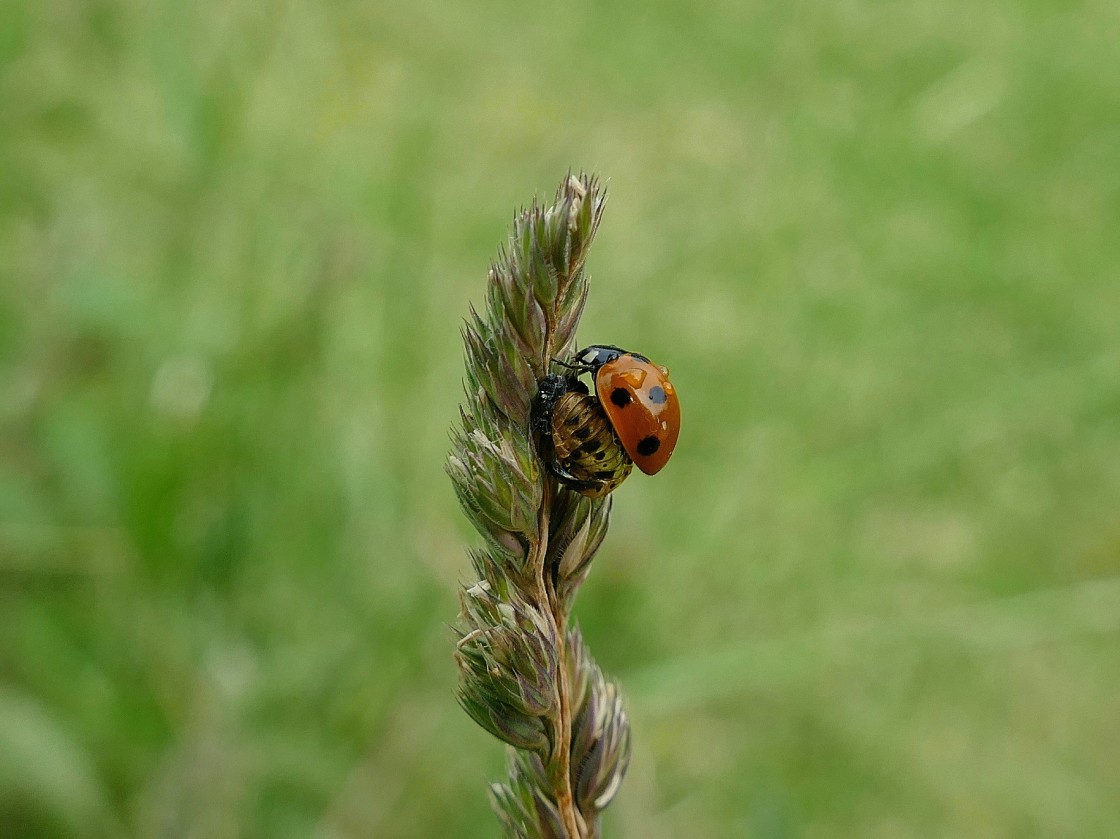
left=2, top=1, right=1119, bottom=836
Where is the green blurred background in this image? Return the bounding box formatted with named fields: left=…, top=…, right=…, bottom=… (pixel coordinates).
left=2, top=0, right=1119, bottom=836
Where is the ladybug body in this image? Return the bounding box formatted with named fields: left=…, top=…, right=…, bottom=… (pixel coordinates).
left=534, top=345, right=680, bottom=497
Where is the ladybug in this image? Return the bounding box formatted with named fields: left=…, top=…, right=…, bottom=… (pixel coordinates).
left=533, top=345, right=680, bottom=497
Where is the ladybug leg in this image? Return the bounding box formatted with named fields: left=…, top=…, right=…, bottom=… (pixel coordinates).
left=551, top=357, right=581, bottom=371
left=551, top=357, right=595, bottom=376
left=546, top=463, right=609, bottom=497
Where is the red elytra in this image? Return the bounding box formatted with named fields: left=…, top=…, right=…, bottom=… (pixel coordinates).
left=594, top=355, right=680, bottom=475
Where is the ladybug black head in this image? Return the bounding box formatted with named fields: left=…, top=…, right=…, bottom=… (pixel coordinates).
left=569, top=345, right=651, bottom=371
left=574, top=345, right=626, bottom=368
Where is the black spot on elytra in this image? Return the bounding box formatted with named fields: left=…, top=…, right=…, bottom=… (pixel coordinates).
left=647, top=385, right=667, bottom=405
left=636, top=436, right=661, bottom=457
left=610, top=388, right=632, bottom=408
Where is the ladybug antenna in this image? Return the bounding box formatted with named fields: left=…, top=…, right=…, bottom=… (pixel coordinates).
left=552, top=357, right=584, bottom=371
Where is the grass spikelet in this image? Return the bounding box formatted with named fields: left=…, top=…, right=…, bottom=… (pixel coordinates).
left=449, top=173, right=629, bottom=837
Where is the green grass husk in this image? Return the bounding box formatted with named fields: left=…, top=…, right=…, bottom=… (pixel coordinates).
left=449, top=174, right=630, bottom=838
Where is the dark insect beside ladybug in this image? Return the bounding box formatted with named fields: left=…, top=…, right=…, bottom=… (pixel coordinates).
left=532, top=345, right=681, bottom=498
